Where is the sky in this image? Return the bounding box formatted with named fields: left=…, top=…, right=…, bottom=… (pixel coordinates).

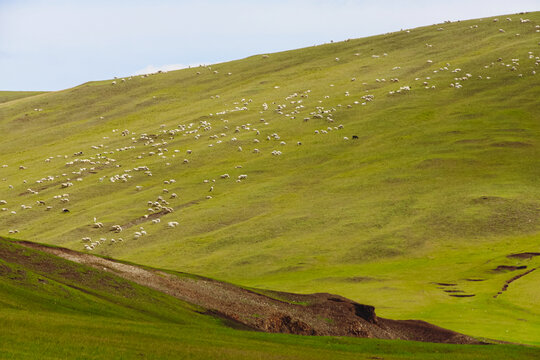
left=1, top=0, right=538, bottom=91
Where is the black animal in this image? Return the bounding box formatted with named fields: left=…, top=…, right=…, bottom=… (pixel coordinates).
left=352, top=135, right=359, bottom=139
left=62, top=208, right=70, bottom=213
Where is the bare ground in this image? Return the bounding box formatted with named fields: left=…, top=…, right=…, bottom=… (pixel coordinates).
left=17, top=240, right=483, bottom=344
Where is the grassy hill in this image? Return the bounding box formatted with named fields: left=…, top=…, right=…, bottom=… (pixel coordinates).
left=1, top=11, right=539, bottom=347
left=0, top=91, right=47, bottom=104
left=1, top=237, right=540, bottom=359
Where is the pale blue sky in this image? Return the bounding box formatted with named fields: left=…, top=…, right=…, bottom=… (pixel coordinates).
left=1, top=0, right=538, bottom=91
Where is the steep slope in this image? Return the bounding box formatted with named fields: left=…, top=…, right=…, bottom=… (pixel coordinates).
left=0, top=12, right=539, bottom=344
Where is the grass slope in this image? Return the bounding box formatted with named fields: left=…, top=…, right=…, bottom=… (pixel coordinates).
left=0, top=91, right=47, bottom=104
left=0, top=12, right=539, bottom=344
left=1, top=237, right=539, bottom=359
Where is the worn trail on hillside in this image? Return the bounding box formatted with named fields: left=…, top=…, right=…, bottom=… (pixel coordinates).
left=19, top=241, right=482, bottom=344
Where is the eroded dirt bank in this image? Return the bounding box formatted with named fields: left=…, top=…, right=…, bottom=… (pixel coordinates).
left=18, top=240, right=482, bottom=344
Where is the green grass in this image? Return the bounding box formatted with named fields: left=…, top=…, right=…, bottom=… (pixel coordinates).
left=0, top=91, right=47, bottom=104
left=1, top=237, right=539, bottom=360
left=0, top=11, right=539, bottom=351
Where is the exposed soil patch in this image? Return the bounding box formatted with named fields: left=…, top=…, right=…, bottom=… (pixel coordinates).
left=493, top=265, right=527, bottom=272
left=15, top=240, right=483, bottom=344
left=494, top=268, right=537, bottom=298
left=434, top=282, right=457, bottom=286
left=449, top=294, right=475, bottom=298
left=464, top=278, right=486, bottom=282
left=344, top=276, right=378, bottom=283
left=507, top=252, right=540, bottom=260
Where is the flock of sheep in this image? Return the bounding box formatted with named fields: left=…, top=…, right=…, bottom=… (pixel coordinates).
left=1, top=15, right=538, bottom=251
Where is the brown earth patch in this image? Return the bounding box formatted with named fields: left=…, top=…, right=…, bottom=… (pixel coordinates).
left=449, top=294, right=475, bottom=298
left=493, top=265, right=527, bottom=272
left=344, top=276, right=378, bottom=283
left=494, top=268, right=537, bottom=298
left=14, top=240, right=484, bottom=344
left=507, top=252, right=540, bottom=260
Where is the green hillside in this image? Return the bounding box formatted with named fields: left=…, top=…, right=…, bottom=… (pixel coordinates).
left=2, top=237, right=540, bottom=360
left=1, top=12, right=539, bottom=346
left=0, top=91, right=47, bottom=104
